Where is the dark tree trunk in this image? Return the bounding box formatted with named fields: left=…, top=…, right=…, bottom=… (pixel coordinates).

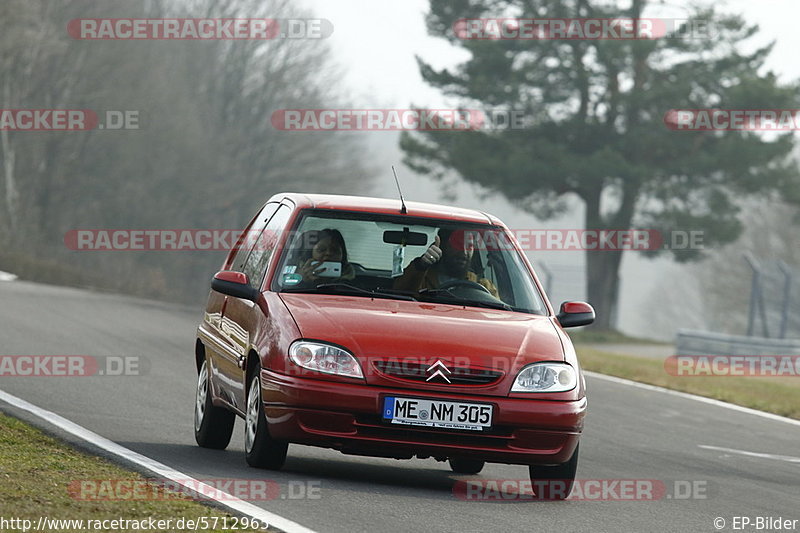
left=585, top=248, right=624, bottom=330
left=579, top=0, right=647, bottom=331
left=582, top=186, right=633, bottom=331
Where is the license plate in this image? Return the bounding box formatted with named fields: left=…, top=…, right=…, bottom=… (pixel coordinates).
left=382, top=396, right=493, bottom=431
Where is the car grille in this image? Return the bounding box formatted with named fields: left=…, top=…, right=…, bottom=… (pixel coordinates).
left=372, top=360, right=503, bottom=385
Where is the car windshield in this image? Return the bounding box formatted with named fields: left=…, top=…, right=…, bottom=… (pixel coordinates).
left=272, top=210, right=548, bottom=315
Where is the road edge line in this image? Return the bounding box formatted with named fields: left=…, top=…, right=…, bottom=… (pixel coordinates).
left=0, top=388, right=317, bottom=533
left=585, top=371, right=800, bottom=427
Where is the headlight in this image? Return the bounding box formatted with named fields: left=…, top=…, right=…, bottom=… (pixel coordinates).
left=511, top=363, right=577, bottom=393
left=288, top=341, right=364, bottom=379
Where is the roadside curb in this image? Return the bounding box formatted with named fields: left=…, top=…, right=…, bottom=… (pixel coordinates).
left=0, top=388, right=317, bottom=533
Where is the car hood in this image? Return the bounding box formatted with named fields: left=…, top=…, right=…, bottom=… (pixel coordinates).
left=279, top=293, right=564, bottom=391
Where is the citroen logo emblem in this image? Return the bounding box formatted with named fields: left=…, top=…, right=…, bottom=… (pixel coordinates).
left=426, top=360, right=452, bottom=383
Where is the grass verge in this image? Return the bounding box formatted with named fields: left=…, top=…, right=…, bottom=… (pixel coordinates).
left=0, top=413, right=268, bottom=532
left=577, top=347, right=800, bottom=420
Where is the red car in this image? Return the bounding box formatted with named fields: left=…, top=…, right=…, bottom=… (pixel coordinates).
left=194, top=193, right=593, bottom=499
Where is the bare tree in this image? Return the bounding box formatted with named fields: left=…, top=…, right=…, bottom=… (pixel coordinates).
left=0, top=0, right=374, bottom=302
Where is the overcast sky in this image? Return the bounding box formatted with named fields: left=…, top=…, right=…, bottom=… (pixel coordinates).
left=300, top=0, right=800, bottom=108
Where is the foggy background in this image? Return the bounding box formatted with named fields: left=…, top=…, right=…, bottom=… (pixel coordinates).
left=1, top=0, right=799, bottom=342
left=301, top=0, right=800, bottom=340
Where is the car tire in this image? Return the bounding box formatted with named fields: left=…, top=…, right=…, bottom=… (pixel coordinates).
left=194, top=359, right=235, bottom=449
left=528, top=443, right=579, bottom=501
left=244, top=365, right=288, bottom=469
left=448, top=458, right=485, bottom=475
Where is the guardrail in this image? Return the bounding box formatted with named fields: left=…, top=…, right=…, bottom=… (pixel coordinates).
left=675, top=329, right=800, bottom=356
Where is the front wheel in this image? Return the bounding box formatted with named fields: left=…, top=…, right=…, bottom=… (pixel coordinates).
left=529, top=444, right=579, bottom=500
left=194, top=359, right=235, bottom=449
left=244, top=367, right=288, bottom=469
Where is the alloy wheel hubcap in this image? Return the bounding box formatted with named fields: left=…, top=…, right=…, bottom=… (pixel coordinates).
left=245, top=377, right=260, bottom=453
left=194, top=363, right=208, bottom=431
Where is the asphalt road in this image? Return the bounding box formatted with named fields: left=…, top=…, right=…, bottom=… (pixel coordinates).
left=1, top=280, right=798, bottom=533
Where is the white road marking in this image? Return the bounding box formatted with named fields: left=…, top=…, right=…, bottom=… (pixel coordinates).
left=0, top=388, right=316, bottom=533
left=698, top=445, right=800, bottom=464
left=585, top=371, right=800, bottom=428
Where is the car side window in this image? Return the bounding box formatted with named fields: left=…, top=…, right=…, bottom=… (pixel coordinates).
left=242, top=204, right=292, bottom=288
left=230, top=203, right=279, bottom=273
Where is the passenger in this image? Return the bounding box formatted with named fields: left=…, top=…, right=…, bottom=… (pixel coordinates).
left=296, top=229, right=355, bottom=284
left=394, top=228, right=499, bottom=298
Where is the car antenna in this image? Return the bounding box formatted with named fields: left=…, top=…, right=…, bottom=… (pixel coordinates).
left=392, top=165, right=408, bottom=214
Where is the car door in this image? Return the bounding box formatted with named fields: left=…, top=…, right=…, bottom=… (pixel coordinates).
left=207, top=203, right=279, bottom=409
left=220, top=203, right=293, bottom=411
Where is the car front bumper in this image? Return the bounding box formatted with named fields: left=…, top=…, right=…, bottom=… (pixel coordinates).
left=260, top=369, right=585, bottom=465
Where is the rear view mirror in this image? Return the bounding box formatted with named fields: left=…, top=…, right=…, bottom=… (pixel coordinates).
left=557, top=301, right=595, bottom=328
left=211, top=271, right=260, bottom=302
left=383, top=228, right=428, bottom=246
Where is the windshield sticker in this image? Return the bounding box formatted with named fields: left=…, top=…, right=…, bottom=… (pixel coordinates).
left=283, top=273, right=302, bottom=285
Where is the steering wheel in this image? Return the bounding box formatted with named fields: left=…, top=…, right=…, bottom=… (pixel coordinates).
left=438, top=279, right=492, bottom=295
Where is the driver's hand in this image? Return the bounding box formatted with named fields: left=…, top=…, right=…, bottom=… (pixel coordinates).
left=418, top=235, right=442, bottom=267
left=299, top=259, right=324, bottom=281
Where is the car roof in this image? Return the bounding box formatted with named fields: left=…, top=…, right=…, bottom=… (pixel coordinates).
left=267, top=193, right=504, bottom=226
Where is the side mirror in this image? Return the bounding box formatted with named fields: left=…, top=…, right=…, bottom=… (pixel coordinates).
left=557, top=301, right=595, bottom=328
left=211, top=271, right=260, bottom=302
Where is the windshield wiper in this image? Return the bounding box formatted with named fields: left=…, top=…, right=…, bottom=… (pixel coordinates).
left=418, top=288, right=514, bottom=311
left=284, top=282, right=416, bottom=301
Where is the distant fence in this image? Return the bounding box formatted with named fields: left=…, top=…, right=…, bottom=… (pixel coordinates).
left=675, top=254, right=800, bottom=354
left=745, top=254, right=800, bottom=339
left=535, top=262, right=585, bottom=304
left=676, top=329, right=800, bottom=356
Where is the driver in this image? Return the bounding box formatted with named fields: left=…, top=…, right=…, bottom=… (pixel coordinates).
left=393, top=228, right=499, bottom=298
left=296, top=229, right=355, bottom=284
